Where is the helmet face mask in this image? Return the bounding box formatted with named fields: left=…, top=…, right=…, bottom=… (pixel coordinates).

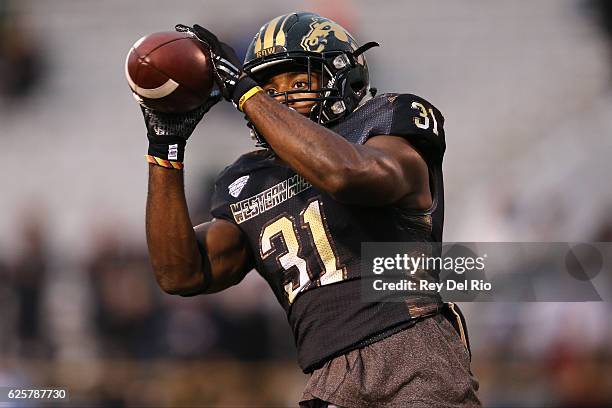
left=254, top=52, right=353, bottom=122
left=243, top=12, right=378, bottom=147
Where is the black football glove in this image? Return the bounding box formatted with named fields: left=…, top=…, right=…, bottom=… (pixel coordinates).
left=175, top=24, right=259, bottom=109
left=141, top=90, right=221, bottom=164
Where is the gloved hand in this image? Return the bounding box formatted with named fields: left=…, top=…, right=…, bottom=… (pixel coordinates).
left=175, top=24, right=261, bottom=110
left=141, top=90, right=221, bottom=167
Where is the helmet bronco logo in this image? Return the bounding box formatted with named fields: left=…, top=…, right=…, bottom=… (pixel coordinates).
left=300, top=19, right=354, bottom=53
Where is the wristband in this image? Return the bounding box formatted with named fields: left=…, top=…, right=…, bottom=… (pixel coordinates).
left=238, top=86, right=263, bottom=112
left=147, top=141, right=186, bottom=162
left=146, top=155, right=184, bottom=170
left=231, top=76, right=261, bottom=110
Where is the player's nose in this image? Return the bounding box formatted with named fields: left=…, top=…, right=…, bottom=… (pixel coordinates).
left=273, top=94, right=286, bottom=103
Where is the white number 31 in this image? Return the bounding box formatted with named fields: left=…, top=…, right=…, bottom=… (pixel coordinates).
left=411, top=101, right=439, bottom=136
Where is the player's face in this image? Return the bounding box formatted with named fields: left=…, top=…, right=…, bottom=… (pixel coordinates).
left=262, top=72, right=321, bottom=116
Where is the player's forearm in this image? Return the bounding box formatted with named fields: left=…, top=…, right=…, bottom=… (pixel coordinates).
left=243, top=93, right=376, bottom=195
left=145, top=164, right=203, bottom=294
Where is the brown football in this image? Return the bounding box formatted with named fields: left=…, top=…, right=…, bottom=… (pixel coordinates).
left=125, top=31, right=214, bottom=113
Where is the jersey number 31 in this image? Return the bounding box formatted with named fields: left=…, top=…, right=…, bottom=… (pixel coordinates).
left=260, top=198, right=346, bottom=304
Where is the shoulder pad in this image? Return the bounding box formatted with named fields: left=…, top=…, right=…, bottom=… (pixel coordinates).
left=389, top=93, right=445, bottom=161
left=210, top=150, right=272, bottom=222
left=332, top=93, right=446, bottom=162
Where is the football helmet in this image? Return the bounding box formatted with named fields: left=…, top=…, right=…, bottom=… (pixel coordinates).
left=243, top=12, right=378, bottom=146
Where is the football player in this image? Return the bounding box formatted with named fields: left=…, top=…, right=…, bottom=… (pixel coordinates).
left=141, top=12, right=480, bottom=407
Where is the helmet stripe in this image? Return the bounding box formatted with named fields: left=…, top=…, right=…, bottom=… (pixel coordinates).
left=262, top=15, right=282, bottom=51
left=253, top=26, right=265, bottom=55
left=273, top=14, right=291, bottom=47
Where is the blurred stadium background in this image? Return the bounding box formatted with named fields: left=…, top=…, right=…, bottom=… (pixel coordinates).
left=1, top=0, right=612, bottom=406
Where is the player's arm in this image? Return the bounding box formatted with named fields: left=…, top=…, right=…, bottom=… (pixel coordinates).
left=137, top=74, right=252, bottom=295
left=193, top=218, right=253, bottom=293
left=242, top=93, right=431, bottom=208
left=146, top=165, right=253, bottom=295
left=183, top=24, right=430, bottom=207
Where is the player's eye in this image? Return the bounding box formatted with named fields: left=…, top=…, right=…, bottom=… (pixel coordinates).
left=266, top=88, right=277, bottom=96
left=293, top=81, right=309, bottom=89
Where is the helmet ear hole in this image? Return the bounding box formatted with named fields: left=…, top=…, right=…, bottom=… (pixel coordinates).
left=347, top=66, right=367, bottom=94
left=350, top=80, right=365, bottom=93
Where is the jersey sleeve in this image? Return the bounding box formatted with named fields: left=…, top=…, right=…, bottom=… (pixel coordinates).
left=387, top=94, right=446, bottom=164
left=332, top=93, right=446, bottom=164
left=209, top=150, right=270, bottom=224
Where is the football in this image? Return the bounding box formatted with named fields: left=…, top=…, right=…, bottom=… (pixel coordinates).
left=125, top=31, right=214, bottom=113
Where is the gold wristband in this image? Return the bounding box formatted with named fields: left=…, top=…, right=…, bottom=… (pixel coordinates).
left=146, top=155, right=184, bottom=170
left=238, top=86, right=263, bottom=112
